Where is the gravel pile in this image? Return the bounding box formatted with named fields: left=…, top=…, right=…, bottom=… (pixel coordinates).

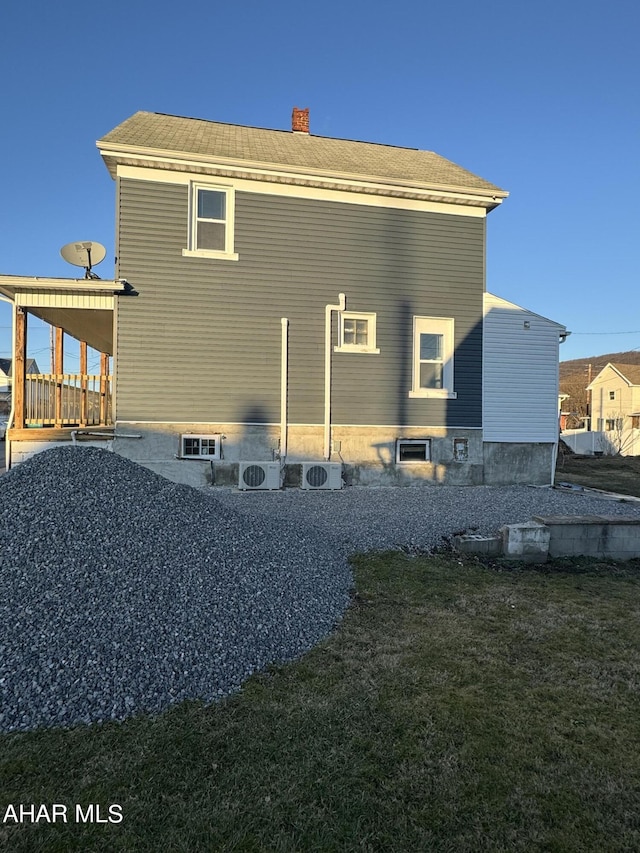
left=0, top=447, right=351, bottom=733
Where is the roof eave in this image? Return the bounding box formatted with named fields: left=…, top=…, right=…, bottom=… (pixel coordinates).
left=97, top=141, right=509, bottom=211
left=0, top=276, right=131, bottom=301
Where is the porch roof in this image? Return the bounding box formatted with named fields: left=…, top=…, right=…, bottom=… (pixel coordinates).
left=0, top=276, right=134, bottom=354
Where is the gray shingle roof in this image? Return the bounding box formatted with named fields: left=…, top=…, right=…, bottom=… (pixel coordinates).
left=98, top=111, right=506, bottom=195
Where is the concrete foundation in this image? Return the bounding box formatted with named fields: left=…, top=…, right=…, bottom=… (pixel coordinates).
left=7, top=424, right=561, bottom=490
left=483, top=442, right=555, bottom=485
left=8, top=437, right=114, bottom=467
left=112, top=422, right=486, bottom=487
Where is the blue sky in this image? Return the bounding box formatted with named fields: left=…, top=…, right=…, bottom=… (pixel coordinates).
left=0, top=0, right=638, bottom=368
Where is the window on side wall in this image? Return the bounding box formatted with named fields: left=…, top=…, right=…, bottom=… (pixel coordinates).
left=409, top=317, right=456, bottom=399
left=181, top=434, right=221, bottom=459
left=182, top=183, right=239, bottom=260
left=335, top=312, right=380, bottom=353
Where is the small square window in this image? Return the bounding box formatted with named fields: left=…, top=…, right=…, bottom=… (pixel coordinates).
left=181, top=434, right=221, bottom=459
left=335, top=312, right=380, bottom=353
left=182, top=183, right=238, bottom=260
left=396, top=439, right=431, bottom=463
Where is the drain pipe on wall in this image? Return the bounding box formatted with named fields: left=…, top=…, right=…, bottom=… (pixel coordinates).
left=0, top=296, right=16, bottom=471
left=551, top=329, right=572, bottom=486
left=324, top=293, right=346, bottom=460
left=280, top=318, right=289, bottom=462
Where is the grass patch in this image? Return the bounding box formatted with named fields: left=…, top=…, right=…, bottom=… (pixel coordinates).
left=2, top=554, right=640, bottom=851
left=556, top=451, right=640, bottom=497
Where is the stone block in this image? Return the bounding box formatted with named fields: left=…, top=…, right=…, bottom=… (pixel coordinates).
left=453, top=534, right=503, bottom=557
left=501, top=521, right=550, bottom=563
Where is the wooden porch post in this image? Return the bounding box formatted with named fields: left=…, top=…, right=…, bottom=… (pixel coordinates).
left=79, top=340, right=88, bottom=426
left=99, top=352, right=109, bottom=425
left=54, top=327, right=64, bottom=427
left=13, top=307, right=26, bottom=430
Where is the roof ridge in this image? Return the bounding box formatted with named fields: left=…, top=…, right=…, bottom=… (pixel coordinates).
left=148, top=110, right=428, bottom=154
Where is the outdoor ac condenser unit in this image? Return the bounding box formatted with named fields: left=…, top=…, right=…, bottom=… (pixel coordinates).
left=301, top=462, right=343, bottom=490
left=238, top=462, right=282, bottom=490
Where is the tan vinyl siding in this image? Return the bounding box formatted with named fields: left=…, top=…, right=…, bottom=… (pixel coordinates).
left=115, top=178, right=484, bottom=426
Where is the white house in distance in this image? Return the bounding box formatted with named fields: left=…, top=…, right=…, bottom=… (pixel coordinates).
left=587, top=363, right=640, bottom=456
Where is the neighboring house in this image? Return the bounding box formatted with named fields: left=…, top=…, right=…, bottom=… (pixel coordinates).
left=587, top=363, right=640, bottom=455
left=0, top=357, right=40, bottom=413
left=0, top=108, right=566, bottom=485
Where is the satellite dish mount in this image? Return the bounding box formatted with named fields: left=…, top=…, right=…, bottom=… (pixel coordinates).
left=60, top=241, right=107, bottom=280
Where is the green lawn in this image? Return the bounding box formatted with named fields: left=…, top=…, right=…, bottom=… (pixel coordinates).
left=556, top=449, right=640, bottom=498
left=2, top=553, right=639, bottom=852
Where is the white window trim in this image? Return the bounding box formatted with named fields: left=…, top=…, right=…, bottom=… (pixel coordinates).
left=180, top=433, right=222, bottom=460
left=182, top=182, right=239, bottom=261
left=396, top=438, right=431, bottom=463
left=334, top=311, right=380, bottom=354
left=409, top=316, right=457, bottom=399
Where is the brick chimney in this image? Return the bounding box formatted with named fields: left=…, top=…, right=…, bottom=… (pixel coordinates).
left=292, top=107, right=309, bottom=134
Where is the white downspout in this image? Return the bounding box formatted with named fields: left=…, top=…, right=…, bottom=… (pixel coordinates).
left=0, top=296, right=16, bottom=471
left=324, top=293, right=346, bottom=460
left=280, top=318, right=289, bottom=462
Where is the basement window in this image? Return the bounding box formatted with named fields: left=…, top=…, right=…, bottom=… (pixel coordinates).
left=182, top=183, right=239, bottom=260
left=396, top=439, right=431, bottom=463
left=181, top=434, right=221, bottom=459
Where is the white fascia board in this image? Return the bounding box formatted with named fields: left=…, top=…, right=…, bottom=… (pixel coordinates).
left=98, top=143, right=506, bottom=211
left=484, top=292, right=566, bottom=329
left=0, top=275, right=126, bottom=294
left=115, top=164, right=488, bottom=218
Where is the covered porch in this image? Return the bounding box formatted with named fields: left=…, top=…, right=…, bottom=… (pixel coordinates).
left=0, top=275, right=134, bottom=448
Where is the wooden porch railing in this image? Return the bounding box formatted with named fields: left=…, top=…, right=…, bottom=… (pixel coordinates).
left=25, top=373, right=112, bottom=427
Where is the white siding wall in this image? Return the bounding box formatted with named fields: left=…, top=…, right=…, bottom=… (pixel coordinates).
left=483, top=293, right=563, bottom=442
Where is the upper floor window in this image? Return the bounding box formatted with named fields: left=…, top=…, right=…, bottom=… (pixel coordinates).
left=409, top=317, right=457, bottom=399
left=182, top=183, right=239, bottom=261
left=335, top=312, right=380, bottom=353
left=609, top=390, right=616, bottom=401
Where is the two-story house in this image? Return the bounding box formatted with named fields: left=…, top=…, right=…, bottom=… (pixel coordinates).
left=587, top=363, right=640, bottom=455
left=1, top=108, right=566, bottom=486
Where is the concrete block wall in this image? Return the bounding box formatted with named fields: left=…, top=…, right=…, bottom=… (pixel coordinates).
left=456, top=516, right=640, bottom=562
left=533, top=515, right=640, bottom=560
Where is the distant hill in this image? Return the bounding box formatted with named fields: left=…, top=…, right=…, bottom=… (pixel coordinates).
left=560, top=350, right=640, bottom=423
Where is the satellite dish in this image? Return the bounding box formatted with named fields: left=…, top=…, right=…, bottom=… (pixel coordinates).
left=60, top=241, right=107, bottom=280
